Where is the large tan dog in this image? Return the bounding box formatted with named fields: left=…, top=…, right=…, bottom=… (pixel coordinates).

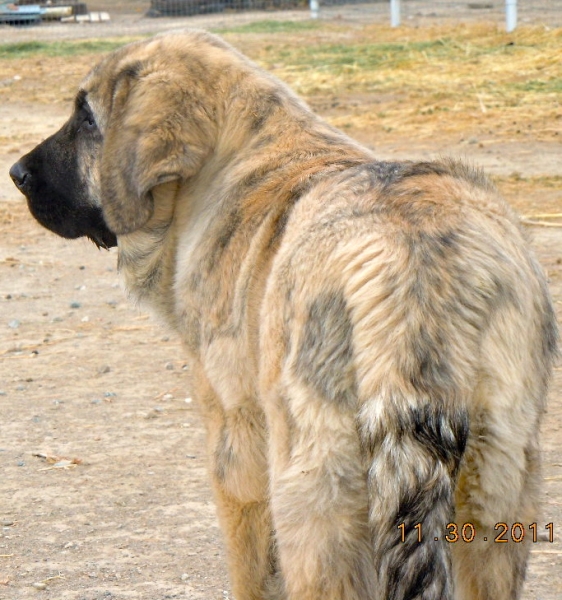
left=10, top=30, right=558, bottom=600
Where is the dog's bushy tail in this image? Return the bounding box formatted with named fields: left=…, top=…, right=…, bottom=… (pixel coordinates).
left=356, top=390, right=468, bottom=599
left=345, top=233, right=476, bottom=600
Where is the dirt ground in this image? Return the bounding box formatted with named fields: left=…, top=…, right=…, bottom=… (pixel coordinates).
left=0, top=16, right=561, bottom=600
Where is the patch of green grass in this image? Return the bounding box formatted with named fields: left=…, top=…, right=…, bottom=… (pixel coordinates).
left=215, top=19, right=321, bottom=35
left=0, top=38, right=142, bottom=59
left=265, top=37, right=520, bottom=75
left=511, top=79, right=562, bottom=93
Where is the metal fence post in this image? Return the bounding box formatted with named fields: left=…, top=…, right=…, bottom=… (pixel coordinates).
left=310, top=0, right=319, bottom=19
left=390, top=0, right=401, bottom=27
left=506, top=0, right=517, bottom=32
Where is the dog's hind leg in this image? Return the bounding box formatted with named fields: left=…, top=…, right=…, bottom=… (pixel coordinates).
left=261, top=290, right=376, bottom=600
left=191, top=363, right=281, bottom=600
left=266, top=387, right=376, bottom=600
left=450, top=292, right=556, bottom=600
left=451, top=409, right=540, bottom=600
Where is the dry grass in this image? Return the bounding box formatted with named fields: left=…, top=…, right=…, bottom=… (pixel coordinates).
left=229, top=22, right=561, bottom=140
left=494, top=175, right=562, bottom=217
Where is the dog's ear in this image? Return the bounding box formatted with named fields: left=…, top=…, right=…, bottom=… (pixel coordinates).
left=100, top=65, right=211, bottom=235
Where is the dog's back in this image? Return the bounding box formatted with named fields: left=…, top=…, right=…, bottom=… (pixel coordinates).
left=259, top=159, right=557, bottom=600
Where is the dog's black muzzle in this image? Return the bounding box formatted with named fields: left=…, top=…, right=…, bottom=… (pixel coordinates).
left=9, top=136, right=117, bottom=250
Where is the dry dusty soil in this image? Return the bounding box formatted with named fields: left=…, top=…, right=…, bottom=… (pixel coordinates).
left=0, top=18, right=561, bottom=600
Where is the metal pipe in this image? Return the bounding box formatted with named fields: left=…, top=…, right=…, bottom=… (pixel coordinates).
left=506, top=0, right=517, bottom=32
left=310, top=0, right=319, bottom=19
left=390, top=0, right=400, bottom=27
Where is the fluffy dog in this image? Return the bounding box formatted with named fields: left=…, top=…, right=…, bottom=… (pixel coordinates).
left=10, top=30, right=558, bottom=600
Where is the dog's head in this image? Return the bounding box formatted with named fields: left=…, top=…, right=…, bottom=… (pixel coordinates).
left=9, top=31, right=237, bottom=246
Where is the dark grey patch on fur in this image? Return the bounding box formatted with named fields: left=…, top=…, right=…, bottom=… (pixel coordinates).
left=409, top=326, right=455, bottom=397
left=121, top=61, right=143, bottom=79
left=295, top=291, right=357, bottom=408
left=237, top=166, right=270, bottom=194
left=109, top=60, right=144, bottom=107
left=214, top=423, right=235, bottom=483
left=442, top=158, right=496, bottom=193
left=410, top=405, right=469, bottom=474
left=140, top=264, right=162, bottom=293
left=386, top=158, right=496, bottom=196
left=213, top=208, right=242, bottom=260
left=179, top=307, right=202, bottom=351
left=250, top=134, right=276, bottom=151
left=269, top=206, right=293, bottom=248
left=187, top=270, right=203, bottom=292
left=117, top=224, right=170, bottom=270
left=386, top=541, right=450, bottom=600
left=396, top=160, right=450, bottom=181
left=365, top=404, right=469, bottom=483
left=366, top=161, right=406, bottom=186
left=539, top=284, right=559, bottom=361
left=250, top=92, right=284, bottom=132
left=267, top=181, right=313, bottom=249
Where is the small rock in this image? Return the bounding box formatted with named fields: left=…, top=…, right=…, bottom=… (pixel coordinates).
left=98, top=365, right=111, bottom=374
left=32, top=582, right=47, bottom=591
left=165, top=362, right=174, bottom=370
left=1, top=520, right=14, bottom=527
left=69, top=301, right=81, bottom=309
left=8, top=319, right=20, bottom=329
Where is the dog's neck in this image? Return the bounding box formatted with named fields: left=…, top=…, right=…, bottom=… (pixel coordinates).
left=117, top=180, right=180, bottom=320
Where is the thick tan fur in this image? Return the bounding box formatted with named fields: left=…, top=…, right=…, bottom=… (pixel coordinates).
left=59, top=31, right=560, bottom=599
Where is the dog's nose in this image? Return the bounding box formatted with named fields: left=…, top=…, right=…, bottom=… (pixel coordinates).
left=9, top=161, right=30, bottom=191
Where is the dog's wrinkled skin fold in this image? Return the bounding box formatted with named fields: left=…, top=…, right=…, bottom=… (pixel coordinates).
left=10, top=30, right=558, bottom=600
